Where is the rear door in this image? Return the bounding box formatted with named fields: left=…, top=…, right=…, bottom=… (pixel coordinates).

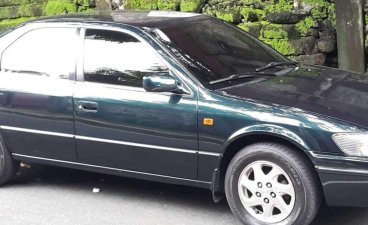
left=0, top=26, right=78, bottom=161
left=73, top=27, right=199, bottom=181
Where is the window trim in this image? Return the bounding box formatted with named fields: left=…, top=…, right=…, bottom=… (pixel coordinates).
left=77, top=25, right=193, bottom=96
left=0, top=25, right=79, bottom=81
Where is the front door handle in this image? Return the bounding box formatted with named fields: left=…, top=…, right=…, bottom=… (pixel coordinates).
left=77, top=101, right=98, bottom=112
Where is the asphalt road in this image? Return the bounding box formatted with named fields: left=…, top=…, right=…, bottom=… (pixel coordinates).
left=1, top=165, right=367, bottom=225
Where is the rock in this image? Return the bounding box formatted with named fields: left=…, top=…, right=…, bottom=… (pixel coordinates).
left=0, top=3, right=44, bottom=20
left=238, top=22, right=262, bottom=37
left=319, top=29, right=337, bottom=41
left=266, top=11, right=301, bottom=24
left=241, top=8, right=265, bottom=22
left=76, top=0, right=96, bottom=7
left=310, top=29, right=319, bottom=38
left=294, top=53, right=327, bottom=65
left=0, top=0, right=30, bottom=7
left=265, top=2, right=301, bottom=24
left=96, top=0, right=112, bottom=10
left=325, top=55, right=338, bottom=68
left=293, top=2, right=313, bottom=16
left=317, top=19, right=335, bottom=30
left=317, top=40, right=336, bottom=53
left=290, top=36, right=317, bottom=55
left=0, top=0, right=48, bottom=7
left=110, top=0, right=124, bottom=10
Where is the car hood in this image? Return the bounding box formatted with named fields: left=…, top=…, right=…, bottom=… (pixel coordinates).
left=220, top=65, right=368, bottom=129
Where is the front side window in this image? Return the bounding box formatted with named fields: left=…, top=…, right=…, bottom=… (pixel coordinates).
left=83, top=29, right=169, bottom=88
left=1, top=28, right=77, bottom=80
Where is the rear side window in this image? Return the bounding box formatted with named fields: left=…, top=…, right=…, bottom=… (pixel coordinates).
left=83, top=29, right=169, bottom=88
left=1, top=28, right=77, bottom=80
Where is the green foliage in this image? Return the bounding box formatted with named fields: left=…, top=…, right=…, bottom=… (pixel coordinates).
left=296, top=17, right=316, bottom=36
left=237, top=23, right=249, bottom=32
left=261, top=38, right=295, bottom=56
left=124, top=0, right=141, bottom=9
left=298, top=0, right=327, bottom=5
left=237, top=22, right=260, bottom=32
left=261, top=23, right=288, bottom=39
left=157, top=0, right=179, bottom=10
left=44, top=1, right=77, bottom=15
left=180, top=0, right=204, bottom=12
left=0, top=17, right=35, bottom=31
left=0, top=0, right=96, bottom=30
left=215, top=8, right=241, bottom=23
left=242, top=0, right=264, bottom=6
left=0, top=6, right=17, bottom=19
left=77, top=0, right=93, bottom=11
left=311, top=6, right=327, bottom=19
left=238, top=22, right=262, bottom=37
left=299, top=0, right=331, bottom=20
left=138, top=0, right=158, bottom=10
left=241, top=7, right=265, bottom=22
left=328, top=4, right=336, bottom=27
left=204, top=6, right=215, bottom=16
left=265, top=0, right=293, bottom=13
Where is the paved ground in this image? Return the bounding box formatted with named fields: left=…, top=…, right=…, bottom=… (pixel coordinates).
left=0, top=165, right=367, bottom=225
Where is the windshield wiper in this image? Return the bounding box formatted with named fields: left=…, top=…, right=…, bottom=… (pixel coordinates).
left=209, top=72, right=275, bottom=85
left=256, top=61, right=297, bottom=72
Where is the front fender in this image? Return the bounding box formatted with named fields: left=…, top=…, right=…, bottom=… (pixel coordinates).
left=225, top=124, right=311, bottom=152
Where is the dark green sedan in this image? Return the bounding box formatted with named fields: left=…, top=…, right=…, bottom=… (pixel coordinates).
left=0, top=10, right=368, bottom=225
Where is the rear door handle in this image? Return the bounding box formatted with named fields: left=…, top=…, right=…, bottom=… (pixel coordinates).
left=77, top=101, right=98, bottom=112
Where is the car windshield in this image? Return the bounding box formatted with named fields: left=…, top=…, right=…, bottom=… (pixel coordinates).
left=155, top=18, right=289, bottom=85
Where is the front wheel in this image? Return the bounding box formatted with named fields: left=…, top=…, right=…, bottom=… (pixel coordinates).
left=225, top=142, right=320, bottom=225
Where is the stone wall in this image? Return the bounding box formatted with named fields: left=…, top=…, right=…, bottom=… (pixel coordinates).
left=0, top=0, right=96, bottom=32
left=122, top=0, right=338, bottom=66
left=0, top=0, right=337, bottom=66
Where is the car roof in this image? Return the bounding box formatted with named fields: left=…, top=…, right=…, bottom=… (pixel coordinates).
left=29, top=10, right=210, bottom=29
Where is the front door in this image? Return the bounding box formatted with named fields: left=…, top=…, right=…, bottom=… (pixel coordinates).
left=74, top=28, right=198, bottom=180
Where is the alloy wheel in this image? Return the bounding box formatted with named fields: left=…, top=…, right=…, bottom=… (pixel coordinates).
left=238, top=160, right=296, bottom=223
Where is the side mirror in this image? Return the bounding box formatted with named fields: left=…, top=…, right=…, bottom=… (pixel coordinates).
left=143, top=74, right=183, bottom=93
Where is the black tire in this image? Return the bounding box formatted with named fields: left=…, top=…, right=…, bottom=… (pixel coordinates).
left=0, top=135, right=19, bottom=185
left=225, top=142, right=321, bottom=225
